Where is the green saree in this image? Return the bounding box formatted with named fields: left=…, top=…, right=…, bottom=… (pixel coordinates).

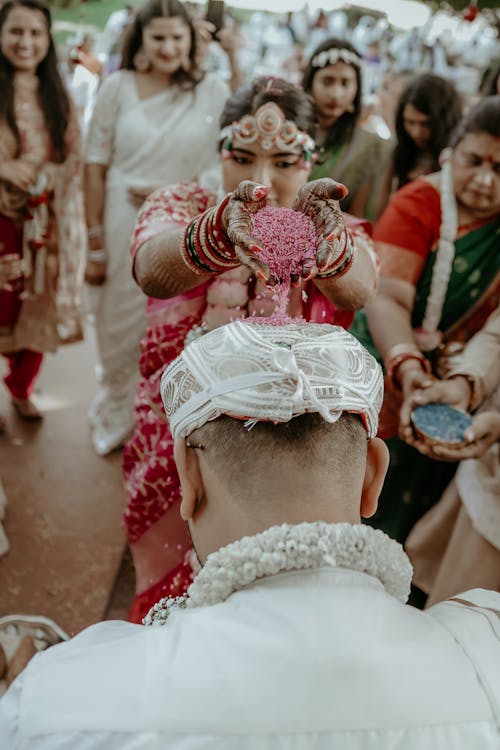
left=350, top=214, right=500, bottom=544
left=311, top=126, right=392, bottom=223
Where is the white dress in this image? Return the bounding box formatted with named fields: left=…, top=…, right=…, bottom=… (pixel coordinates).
left=1, top=524, right=499, bottom=749
left=85, top=71, right=229, bottom=455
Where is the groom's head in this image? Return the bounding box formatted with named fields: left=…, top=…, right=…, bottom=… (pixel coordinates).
left=161, top=321, right=388, bottom=563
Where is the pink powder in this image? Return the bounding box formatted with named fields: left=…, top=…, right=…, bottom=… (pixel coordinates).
left=250, top=207, right=317, bottom=324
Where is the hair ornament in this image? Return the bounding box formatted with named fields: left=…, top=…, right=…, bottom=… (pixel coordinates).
left=312, top=48, right=360, bottom=69
left=220, top=102, right=315, bottom=158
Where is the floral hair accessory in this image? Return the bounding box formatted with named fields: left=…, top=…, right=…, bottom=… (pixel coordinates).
left=311, top=48, right=360, bottom=69
left=220, top=102, right=316, bottom=161
left=160, top=319, right=383, bottom=439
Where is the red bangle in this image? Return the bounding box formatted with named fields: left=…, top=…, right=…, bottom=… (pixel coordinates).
left=315, top=230, right=355, bottom=279
left=181, top=200, right=238, bottom=275
left=207, top=194, right=236, bottom=263
left=386, top=351, right=431, bottom=392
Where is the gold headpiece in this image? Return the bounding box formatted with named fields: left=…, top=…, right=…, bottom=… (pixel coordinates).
left=220, top=102, right=315, bottom=156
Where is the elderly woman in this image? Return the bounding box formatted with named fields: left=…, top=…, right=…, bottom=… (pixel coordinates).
left=124, top=76, right=379, bottom=622
left=350, top=96, right=500, bottom=548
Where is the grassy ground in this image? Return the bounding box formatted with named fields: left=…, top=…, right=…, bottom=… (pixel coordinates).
left=52, top=0, right=251, bottom=40
left=51, top=0, right=141, bottom=47
left=52, top=0, right=138, bottom=30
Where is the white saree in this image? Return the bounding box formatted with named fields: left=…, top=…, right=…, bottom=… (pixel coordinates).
left=85, top=70, right=229, bottom=455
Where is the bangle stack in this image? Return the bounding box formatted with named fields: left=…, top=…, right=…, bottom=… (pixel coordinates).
left=315, top=229, right=356, bottom=280
left=87, top=248, right=107, bottom=263
left=87, top=225, right=104, bottom=240
left=384, top=343, right=432, bottom=392
left=181, top=195, right=239, bottom=275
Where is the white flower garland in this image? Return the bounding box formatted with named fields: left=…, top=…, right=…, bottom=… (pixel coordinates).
left=143, top=522, right=413, bottom=626
left=421, top=157, right=458, bottom=335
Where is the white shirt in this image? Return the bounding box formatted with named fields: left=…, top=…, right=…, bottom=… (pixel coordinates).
left=1, top=565, right=499, bottom=749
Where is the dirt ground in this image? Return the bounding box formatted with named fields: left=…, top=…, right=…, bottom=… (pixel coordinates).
left=0, top=331, right=135, bottom=636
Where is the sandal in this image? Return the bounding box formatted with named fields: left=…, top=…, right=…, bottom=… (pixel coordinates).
left=0, top=615, right=69, bottom=695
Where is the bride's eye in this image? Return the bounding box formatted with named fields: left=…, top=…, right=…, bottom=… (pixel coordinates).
left=275, top=157, right=301, bottom=169
left=232, top=154, right=253, bottom=165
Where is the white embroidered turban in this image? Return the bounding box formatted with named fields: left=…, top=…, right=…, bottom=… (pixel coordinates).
left=161, top=320, right=383, bottom=439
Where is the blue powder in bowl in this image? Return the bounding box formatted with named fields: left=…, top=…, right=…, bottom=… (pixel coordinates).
left=411, top=403, right=473, bottom=444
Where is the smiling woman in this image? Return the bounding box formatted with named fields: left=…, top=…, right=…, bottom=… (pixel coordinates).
left=1, top=4, right=49, bottom=72
left=84, top=0, right=230, bottom=456
left=0, top=0, right=85, bottom=422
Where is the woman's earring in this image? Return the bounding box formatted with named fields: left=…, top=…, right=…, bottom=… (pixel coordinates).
left=133, top=48, right=151, bottom=72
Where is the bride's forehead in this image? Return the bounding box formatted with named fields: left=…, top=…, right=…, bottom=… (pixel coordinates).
left=231, top=136, right=302, bottom=157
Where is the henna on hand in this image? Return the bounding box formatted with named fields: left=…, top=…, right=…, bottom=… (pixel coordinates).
left=292, top=178, right=349, bottom=275
left=223, top=180, right=273, bottom=282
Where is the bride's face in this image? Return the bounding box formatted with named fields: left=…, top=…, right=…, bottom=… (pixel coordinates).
left=221, top=136, right=311, bottom=209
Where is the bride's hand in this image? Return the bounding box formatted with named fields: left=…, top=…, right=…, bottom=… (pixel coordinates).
left=292, top=178, right=349, bottom=279
left=222, top=180, right=273, bottom=282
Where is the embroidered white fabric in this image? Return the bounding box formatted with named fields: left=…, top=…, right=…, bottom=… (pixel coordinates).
left=160, top=320, right=383, bottom=439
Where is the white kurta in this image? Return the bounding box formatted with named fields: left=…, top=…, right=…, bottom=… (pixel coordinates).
left=85, top=71, right=229, bottom=454
left=1, top=566, right=499, bottom=748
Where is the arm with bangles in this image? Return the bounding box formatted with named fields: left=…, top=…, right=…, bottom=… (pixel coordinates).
left=133, top=178, right=379, bottom=307
left=84, top=162, right=108, bottom=285
left=131, top=182, right=218, bottom=299
left=363, top=180, right=441, bottom=399
left=400, top=306, right=500, bottom=460
left=134, top=222, right=205, bottom=299
left=313, top=225, right=378, bottom=311
left=364, top=273, right=433, bottom=398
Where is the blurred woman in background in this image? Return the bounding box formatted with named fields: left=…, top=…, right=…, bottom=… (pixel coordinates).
left=303, top=37, right=392, bottom=222
left=392, top=73, right=462, bottom=190
left=0, top=0, right=85, bottom=420
left=84, top=0, right=230, bottom=456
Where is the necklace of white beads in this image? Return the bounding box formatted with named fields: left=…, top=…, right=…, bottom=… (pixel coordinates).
left=143, top=522, right=413, bottom=626
left=417, top=157, right=458, bottom=349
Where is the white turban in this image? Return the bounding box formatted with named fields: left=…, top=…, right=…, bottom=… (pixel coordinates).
left=161, top=320, right=383, bottom=439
